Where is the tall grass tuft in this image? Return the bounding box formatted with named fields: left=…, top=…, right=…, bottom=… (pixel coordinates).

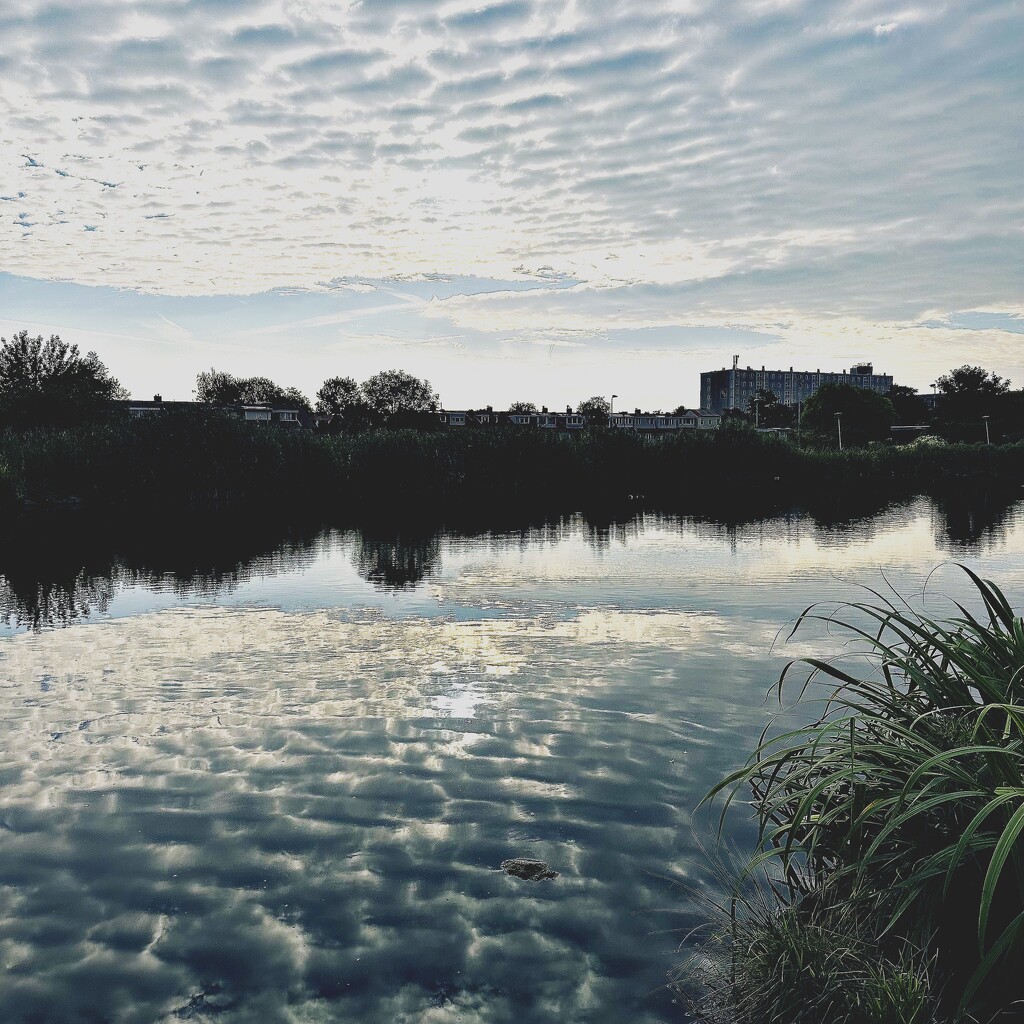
left=696, top=567, right=1024, bottom=1022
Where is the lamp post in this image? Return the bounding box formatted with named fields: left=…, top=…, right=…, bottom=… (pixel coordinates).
left=835, top=411, right=843, bottom=451
left=983, top=414, right=991, bottom=445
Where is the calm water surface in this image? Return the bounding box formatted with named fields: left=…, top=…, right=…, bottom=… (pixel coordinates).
left=2, top=497, right=1024, bottom=1023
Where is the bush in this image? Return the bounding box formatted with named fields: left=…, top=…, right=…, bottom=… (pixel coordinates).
left=696, top=568, right=1024, bottom=1022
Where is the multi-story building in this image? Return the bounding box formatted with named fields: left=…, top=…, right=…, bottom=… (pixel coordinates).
left=700, top=360, right=894, bottom=414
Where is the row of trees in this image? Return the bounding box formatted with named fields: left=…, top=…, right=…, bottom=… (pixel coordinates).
left=195, top=368, right=442, bottom=425
left=0, top=331, right=608, bottom=429
left=0, top=329, right=1019, bottom=445
left=730, top=365, right=1019, bottom=446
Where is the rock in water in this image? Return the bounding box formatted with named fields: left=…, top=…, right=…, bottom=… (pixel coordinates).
left=500, top=858, right=558, bottom=881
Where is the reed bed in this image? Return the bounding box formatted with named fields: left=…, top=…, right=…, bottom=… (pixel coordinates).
left=1, top=415, right=1023, bottom=516
left=688, top=568, right=1024, bottom=1023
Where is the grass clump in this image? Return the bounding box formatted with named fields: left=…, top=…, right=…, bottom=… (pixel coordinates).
left=682, top=880, right=934, bottom=1024
left=687, top=567, right=1024, bottom=1023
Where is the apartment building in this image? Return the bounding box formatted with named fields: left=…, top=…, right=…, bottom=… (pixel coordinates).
left=700, top=361, right=894, bottom=414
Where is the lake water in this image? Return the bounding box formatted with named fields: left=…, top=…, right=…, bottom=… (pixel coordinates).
left=2, top=496, right=1024, bottom=1024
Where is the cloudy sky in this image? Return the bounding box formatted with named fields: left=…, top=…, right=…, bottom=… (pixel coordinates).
left=1, top=0, right=1021, bottom=408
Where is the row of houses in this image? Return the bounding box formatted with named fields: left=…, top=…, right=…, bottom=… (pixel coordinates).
left=438, top=407, right=721, bottom=431
left=123, top=398, right=317, bottom=427
left=123, top=397, right=722, bottom=432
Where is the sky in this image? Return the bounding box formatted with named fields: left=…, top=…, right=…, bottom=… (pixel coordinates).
left=1, top=0, right=1022, bottom=409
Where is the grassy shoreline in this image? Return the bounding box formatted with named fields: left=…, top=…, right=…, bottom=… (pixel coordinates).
left=2, top=416, right=1024, bottom=519
left=686, top=569, right=1024, bottom=1023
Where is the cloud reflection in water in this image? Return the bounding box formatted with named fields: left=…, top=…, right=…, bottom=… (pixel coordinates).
left=3, top=499, right=1024, bottom=1021
left=0, top=605, right=748, bottom=1023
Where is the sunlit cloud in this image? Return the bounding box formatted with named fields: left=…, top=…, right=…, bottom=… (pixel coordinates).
left=0, top=0, right=1020, bottom=401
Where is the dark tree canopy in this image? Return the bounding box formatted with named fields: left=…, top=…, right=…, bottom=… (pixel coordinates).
left=577, top=396, right=610, bottom=423
left=0, top=330, right=127, bottom=425
left=934, top=365, right=1010, bottom=397
left=931, top=365, right=1015, bottom=440
left=800, top=382, right=895, bottom=445
left=886, top=385, right=928, bottom=425
left=747, top=388, right=794, bottom=428
left=194, top=369, right=241, bottom=404
left=508, top=401, right=537, bottom=414
left=315, top=376, right=364, bottom=416
left=361, top=370, right=438, bottom=420
left=195, top=369, right=310, bottom=410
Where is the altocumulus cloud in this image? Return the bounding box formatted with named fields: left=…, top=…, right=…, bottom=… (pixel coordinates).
left=0, top=0, right=1022, bottom=394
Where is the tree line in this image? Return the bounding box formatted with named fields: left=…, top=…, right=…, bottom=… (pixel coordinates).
left=0, top=331, right=635, bottom=430
left=1, top=328, right=1020, bottom=444
left=729, top=365, right=1021, bottom=445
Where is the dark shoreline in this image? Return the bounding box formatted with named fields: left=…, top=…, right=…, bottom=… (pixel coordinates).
left=3, top=416, right=1024, bottom=523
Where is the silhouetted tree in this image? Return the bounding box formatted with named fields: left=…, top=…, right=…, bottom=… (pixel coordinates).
left=315, top=376, right=374, bottom=430
left=747, top=388, right=794, bottom=428
left=361, top=370, right=438, bottom=422
left=932, top=365, right=1011, bottom=439
left=316, top=376, right=363, bottom=415
left=508, top=401, right=537, bottom=413
left=0, top=330, right=127, bottom=425
left=195, top=369, right=310, bottom=409
left=577, top=396, right=610, bottom=424
left=801, top=382, right=895, bottom=446
left=934, top=365, right=1010, bottom=399
left=886, top=385, right=928, bottom=425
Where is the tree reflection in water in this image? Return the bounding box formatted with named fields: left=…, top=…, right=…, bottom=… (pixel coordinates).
left=353, top=531, right=441, bottom=590
left=1, top=493, right=1022, bottom=630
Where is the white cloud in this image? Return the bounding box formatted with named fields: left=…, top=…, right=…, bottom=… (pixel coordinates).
left=0, top=0, right=1020, bottom=400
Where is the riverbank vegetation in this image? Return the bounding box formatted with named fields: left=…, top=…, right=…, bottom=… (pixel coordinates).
left=685, top=569, right=1024, bottom=1023
left=3, top=413, right=1024, bottom=519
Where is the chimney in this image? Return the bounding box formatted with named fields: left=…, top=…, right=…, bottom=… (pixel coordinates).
left=635, top=407, right=641, bottom=415
left=566, top=405, right=572, bottom=414
left=541, top=405, right=548, bottom=413
left=486, top=405, right=493, bottom=412
left=153, top=394, right=162, bottom=403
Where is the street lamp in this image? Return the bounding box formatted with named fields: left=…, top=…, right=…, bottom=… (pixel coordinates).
left=983, top=414, right=991, bottom=445
left=835, top=411, right=843, bottom=451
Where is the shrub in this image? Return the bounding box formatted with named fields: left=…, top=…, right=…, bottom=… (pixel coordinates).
left=698, top=568, right=1024, bottom=1022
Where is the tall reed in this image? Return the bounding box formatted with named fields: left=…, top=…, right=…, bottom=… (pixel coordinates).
left=2, top=416, right=1023, bottom=516
left=698, top=567, right=1024, bottom=1021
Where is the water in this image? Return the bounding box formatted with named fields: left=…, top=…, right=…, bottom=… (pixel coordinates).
left=2, top=496, right=1024, bottom=1023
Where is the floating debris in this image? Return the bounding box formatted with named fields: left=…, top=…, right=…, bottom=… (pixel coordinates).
left=500, top=858, right=558, bottom=881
